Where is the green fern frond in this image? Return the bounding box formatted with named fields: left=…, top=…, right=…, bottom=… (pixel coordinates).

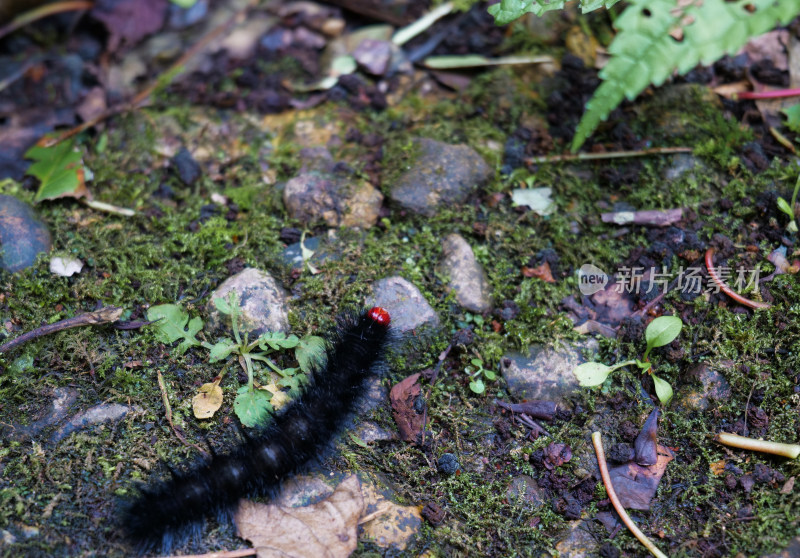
left=572, top=0, right=800, bottom=151
left=488, top=0, right=620, bottom=25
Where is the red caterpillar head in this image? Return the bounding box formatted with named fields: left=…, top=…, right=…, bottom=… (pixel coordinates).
left=367, top=306, right=390, bottom=326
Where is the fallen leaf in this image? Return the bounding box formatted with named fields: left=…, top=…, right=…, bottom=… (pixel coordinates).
left=709, top=459, right=726, bottom=476
left=91, top=0, right=168, bottom=52
left=543, top=442, right=572, bottom=470
left=511, top=187, right=555, bottom=216
left=522, top=261, right=555, bottom=283
left=781, top=476, right=795, bottom=494
left=390, top=373, right=426, bottom=443
left=235, top=475, right=365, bottom=558
left=634, top=408, right=659, bottom=466
left=359, top=477, right=422, bottom=550
left=192, top=378, right=223, bottom=419
left=608, top=445, right=674, bottom=510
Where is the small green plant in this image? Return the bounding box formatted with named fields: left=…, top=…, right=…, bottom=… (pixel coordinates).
left=488, top=0, right=800, bottom=151
left=573, top=315, right=682, bottom=404
left=147, top=292, right=326, bottom=426
left=465, top=357, right=496, bottom=394
left=777, top=175, right=800, bottom=233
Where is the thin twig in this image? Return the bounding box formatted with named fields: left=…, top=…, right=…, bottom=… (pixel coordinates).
left=592, top=431, right=668, bottom=558
left=42, top=0, right=259, bottom=147
left=705, top=248, right=771, bottom=310
left=0, top=306, right=124, bottom=354
left=156, top=370, right=209, bottom=458
left=0, top=0, right=93, bottom=41
left=735, top=88, right=800, bottom=100
left=162, top=548, right=255, bottom=558
left=525, top=146, right=692, bottom=165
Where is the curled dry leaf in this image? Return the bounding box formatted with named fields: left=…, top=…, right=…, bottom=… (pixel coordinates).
left=390, top=373, right=426, bottom=443
left=608, top=445, right=675, bottom=510
left=235, top=474, right=365, bottom=558
left=521, top=261, right=555, bottom=283
left=633, top=408, right=659, bottom=466
left=192, top=378, right=223, bottom=419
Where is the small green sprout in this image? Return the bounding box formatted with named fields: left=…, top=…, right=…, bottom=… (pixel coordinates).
left=465, top=357, right=496, bottom=394
left=147, top=292, right=325, bottom=427
left=573, top=315, right=683, bottom=405
left=777, top=175, right=800, bottom=233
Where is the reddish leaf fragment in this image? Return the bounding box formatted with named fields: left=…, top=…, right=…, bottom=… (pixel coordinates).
left=543, top=442, right=572, bottom=470
left=608, top=445, right=674, bottom=510
left=522, top=261, right=555, bottom=282
left=390, top=373, right=426, bottom=443
left=91, top=0, right=168, bottom=52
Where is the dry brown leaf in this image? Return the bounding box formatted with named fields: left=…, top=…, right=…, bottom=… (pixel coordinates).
left=709, top=459, right=726, bottom=476
left=191, top=378, right=223, bottom=419
left=389, top=373, right=426, bottom=443
left=235, top=475, right=365, bottom=558
left=521, top=261, right=555, bottom=283
left=359, top=477, right=422, bottom=551
left=608, top=445, right=674, bottom=510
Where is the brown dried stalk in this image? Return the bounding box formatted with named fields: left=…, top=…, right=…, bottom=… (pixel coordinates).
left=592, top=431, right=668, bottom=558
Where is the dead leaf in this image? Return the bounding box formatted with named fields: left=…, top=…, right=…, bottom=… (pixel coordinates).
left=91, top=0, right=168, bottom=52
left=781, top=476, right=795, bottom=494
left=543, top=442, right=572, bottom=470
left=608, top=445, right=674, bottom=510
left=359, top=477, right=422, bottom=550
left=634, top=408, right=659, bottom=466
left=709, top=459, right=726, bottom=476
left=522, top=261, right=555, bottom=283
left=390, top=373, right=426, bottom=443
left=192, top=378, right=223, bottom=419
left=235, top=475, right=365, bottom=558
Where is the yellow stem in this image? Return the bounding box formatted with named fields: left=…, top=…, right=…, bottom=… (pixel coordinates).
left=715, top=432, right=800, bottom=459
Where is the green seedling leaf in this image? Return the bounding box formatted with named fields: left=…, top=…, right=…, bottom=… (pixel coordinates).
left=24, top=139, right=89, bottom=202
left=295, top=335, right=326, bottom=373
left=645, top=316, right=682, bottom=349
left=146, top=304, right=203, bottom=354
left=651, top=374, right=674, bottom=405
left=484, top=369, right=497, bottom=381
left=469, top=379, right=486, bottom=394
left=208, top=339, right=238, bottom=362
left=170, top=0, right=198, bottom=7
left=573, top=362, right=612, bottom=386
left=213, top=295, right=233, bottom=315
left=234, top=385, right=272, bottom=427
left=777, top=197, right=795, bottom=219
left=471, top=358, right=483, bottom=367
left=277, top=374, right=302, bottom=396
left=258, top=332, right=300, bottom=351
left=783, top=104, right=800, bottom=133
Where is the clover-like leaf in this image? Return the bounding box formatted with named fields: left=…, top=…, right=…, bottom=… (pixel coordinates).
left=146, top=304, right=203, bottom=354
left=233, top=386, right=272, bottom=427
left=645, top=316, right=682, bottom=349
left=573, top=362, right=612, bottom=387
left=651, top=374, right=674, bottom=405
left=469, top=379, right=486, bottom=394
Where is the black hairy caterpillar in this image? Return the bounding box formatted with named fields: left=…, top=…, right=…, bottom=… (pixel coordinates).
left=122, top=306, right=391, bottom=554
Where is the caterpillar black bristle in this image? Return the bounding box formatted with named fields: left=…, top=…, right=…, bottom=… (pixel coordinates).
left=122, top=306, right=391, bottom=555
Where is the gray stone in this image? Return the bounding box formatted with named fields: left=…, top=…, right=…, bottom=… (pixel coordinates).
left=555, top=519, right=599, bottom=558
left=389, top=138, right=492, bottom=216
left=506, top=475, right=545, bottom=507
left=352, top=38, right=392, bottom=75
left=439, top=234, right=492, bottom=313
left=7, top=386, right=78, bottom=441
left=366, top=276, right=440, bottom=333
left=676, top=362, right=733, bottom=412
left=283, top=172, right=383, bottom=228
left=52, top=403, right=139, bottom=443
left=207, top=268, right=289, bottom=336
left=500, top=339, right=599, bottom=406
left=0, top=195, right=52, bottom=272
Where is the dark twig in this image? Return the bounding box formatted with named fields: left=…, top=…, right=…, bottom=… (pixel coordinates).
left=0, top=306, right=124, bottom=354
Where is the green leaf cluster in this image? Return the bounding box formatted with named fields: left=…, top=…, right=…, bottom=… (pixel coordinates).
left=465, top=358, right=497, bottom=394
left=146, top=293, right=326, bottom=427
left=488, top=0, right=620, bottom=25
left=573, top=315, right=682, bottom=405
left=572, top=0, right=800, bottom=150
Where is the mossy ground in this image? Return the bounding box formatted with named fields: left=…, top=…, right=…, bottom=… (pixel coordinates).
left=0, top=64, right=799, bottom=558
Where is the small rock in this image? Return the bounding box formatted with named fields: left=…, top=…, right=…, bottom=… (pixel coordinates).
left=437, top=453, right=461, bottom=475
left=206, top=268, right=290, bottom=336
left=677, top=362, right=732, bottom=411
left=0, top=195, right=52, bottom=272
left=439, top=234, right=493, bottom=313
left=283, top=172, right=383, bottom=228
left=52, top=403, right=138, bottom=443
left=171, top=147, right=201, bottom=186
left=500, top=339, right=599, bottom=406
left=7, top=387, right=78, bottom=441
left=281, top=235, right=330, bottom=271
left=366, top=277, right=440, bottom=333
left=389, top=138, right=492, bottom=216
left=506, top=475, right=544, bottom=507
left=352, top=38, right=392, bottom=75
left=555, top=519, right=599, bottom=558
left=762, top=536, right=800, bottom=558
